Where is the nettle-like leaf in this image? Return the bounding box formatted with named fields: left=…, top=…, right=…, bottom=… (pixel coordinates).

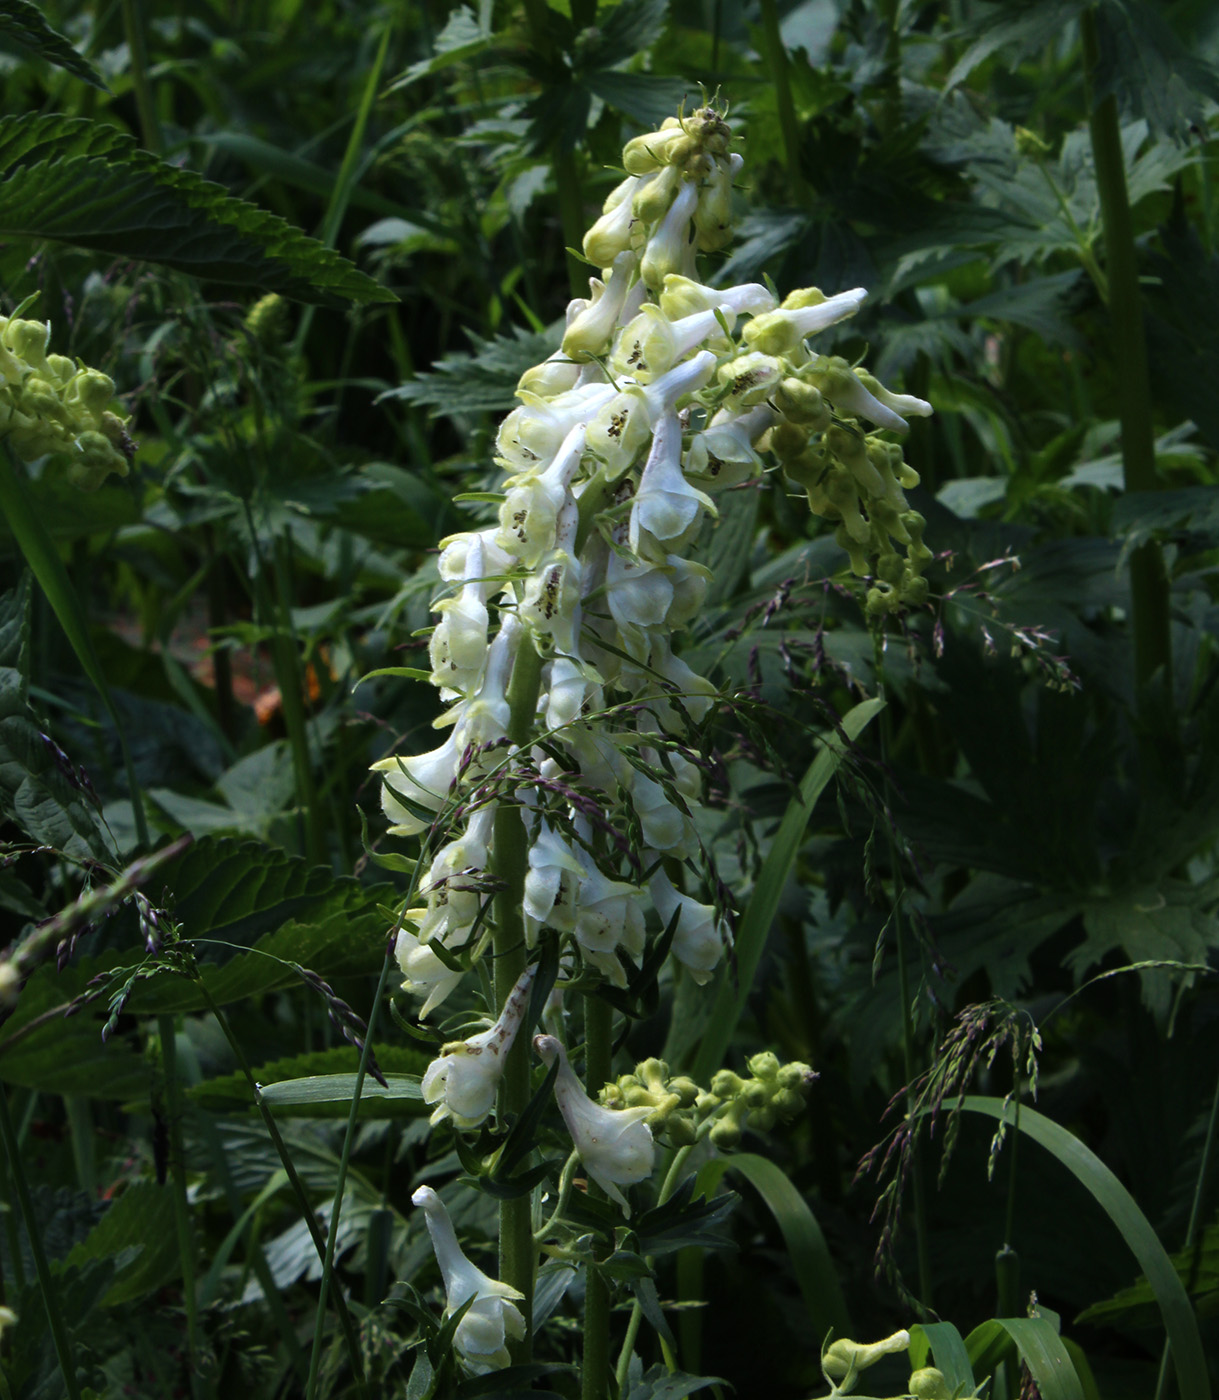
left=381, top=323, right=560, bottom=420
left=945, top=0, right=1089, bottom=92
left=0, top=114, right=394, bottom=307
left=0, top=0, right=106, bottom=90
left=0, top=578, right=115, bottom=862
left=1092, top=0, right=1219, bottom=141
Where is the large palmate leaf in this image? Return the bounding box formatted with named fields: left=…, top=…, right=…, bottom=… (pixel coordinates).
left=0, top=0, right=106, bottom=90
left=0, top=578, right=115, bottom=862
left=0, top=114, right=393, bottom=307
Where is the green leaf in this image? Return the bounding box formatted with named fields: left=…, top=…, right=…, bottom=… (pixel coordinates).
left=694, top=1153, right=851, bottom=1343
left=582, top=71, right=692, bottom=127
left=0, top=0, right=107, bottom=89
left=965, top=1313, right=1084, bottom=1400
left=1077, top=1215, right=1219, bottom=1329
left=960, top=1097, right=1212, bottom=1400
left=685, top=698, right=884, bottom=1082
left=0, top=115, right=394, bottom=307
left=909, top=1322, right=976, bottom=1394
left=62, top=1181, right=178, bottom=1306
left=191, top=1044, right=430, bottom=1111
left=260, top=1072, right=426, bottom=1118
left=944, top=0, right=1088, bottom=92
left=1093, top=0, right=1219, bottom=142
left=0, top=578, right=115, bottom=861
left=381, top=324, right=561, bottom=420
left=623, top=1365, right=727, bottom=1400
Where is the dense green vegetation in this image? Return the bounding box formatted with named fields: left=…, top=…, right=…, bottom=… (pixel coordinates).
left=0, top=2, right=1217, bottom=1398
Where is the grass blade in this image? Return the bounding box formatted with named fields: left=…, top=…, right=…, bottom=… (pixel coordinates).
left=695, top=1151, right=851, bottom=1343
left=909, top=1321, right=975, bottom=1394
left=961, top=1096, right=1211, bottom=1400
left=689, top=698, right=884, bottom=1083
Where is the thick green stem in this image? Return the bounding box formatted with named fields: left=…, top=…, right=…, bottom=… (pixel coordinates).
left=582, top=994, right=614, bottom=1400
left=493, top=631, right=545, bottom=1340
left=0, top=1082, right=82, bottom=1400
left=757, top=0, right=811, bottom=203
left=1081, top=7, right=1171, bottom=692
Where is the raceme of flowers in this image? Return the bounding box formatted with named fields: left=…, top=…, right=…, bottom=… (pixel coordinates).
left=380, top=105, right=933, bottom=1362
left=0, top=311, right=134, bottom=489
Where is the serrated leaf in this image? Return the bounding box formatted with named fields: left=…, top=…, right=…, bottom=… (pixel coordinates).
left=1093, top=0, right=1219, bottom=142
left=624, top=1366, right=727, bottom=1400
left=0, top=0, right=107, bottom=89
left=380, top=324, right=560, bottom=420
left=0, top=115, right=393, bottom=307
left=0, top=578, right=115, bottom=862
left=62, top=1181, right=178, bottom=1305
left=583, top=71, right=692, bottom=127
left=944, top=0, right=1088, bottom=92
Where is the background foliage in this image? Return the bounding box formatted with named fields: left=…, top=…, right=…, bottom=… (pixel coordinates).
left=1, top=1, right=1218, bottom=1397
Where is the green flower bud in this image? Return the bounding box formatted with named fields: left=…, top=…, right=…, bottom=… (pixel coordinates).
left=711, top=1068, right=745, bottom=1098
left=822, top=1330, right=911, bottom=1382
left=866, top=582, right=899, bottom=616
left=900, top=575, right=930, bottom=606
left=709, top=1110, right=743, bottom=1151
left=5, top=318, right=50, bottom=371
left=666, top=1112, right=697, bottom=1146
left=46, top=353, right=75, bottom=384
left=774, top=377, right=830, bottom=430
left=909, top=1367, right=953, bottom=1399
left=768, top=420, right=808, bottom=462
left=878, top=552, right=905, bottom=586
left=668, top=1076, right=699, bottom=1107
left=746, top=1051, right=781, bottom=1081
left=71, top=368, right=117, bottom=414
left=245, top=292, right=289, bottom=346
left=623, top=127, right=685, bottom=175
left=632, top=163, right=682, bottom=224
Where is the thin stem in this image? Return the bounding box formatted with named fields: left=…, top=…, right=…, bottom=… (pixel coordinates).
left=1081, top=6, right=1171, bottom=692
left=582, top=994, right=614, bottom=1400
left=757, top=0, right=811, bottom=203
left=0, top=1082, right=82, bottom=1400
left=157, top=1016, right=201, bottom=1376
left=120, top=0, right=162, bottom=153
left=874, top=628, right=932, bottom=1311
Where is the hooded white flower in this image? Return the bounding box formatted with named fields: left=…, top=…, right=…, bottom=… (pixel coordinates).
left=658, top=274, right=775, bottom=322
left=395, top=919, right=465, bottom=1017
left=610, top=304, right=732, bottom=383
left=523, top=822, right=584, bottom=936
left=647, top=634, right=717, bottom=725
left=373, top=732, right=463, bottom=836
left=519, top=548, right=582, bottom=652
left=571, top=855, right=646, bottom=986
left=741, top=285, right=868, bottom=357
left=641, top=178, right=699, bottom=290
left=562, top=252, right=637, bottom=361
left=496, top=421, right=587, bottom=566
left=582, top=173, right=652, bottom=266
left=545, top=650, right=600, bottom=731
left=650, top=868, right=728, bottom=984
left=412, top=1185, right=526, bottom=1373
left=421, top=964, right=537, bottom=1127
left=438, top=527, right=513, bottom=588
left=629, top=410, right=714, bottom=553
left=606, top=551, right=674, bottom=634
left=585, top=351, right=716, bottom=479
left=495, top=382, right=613, bottom=472
left=430, top=536, right=489, bottom=697
left=533, top=1035, right=655, bottom=1213
left=629, top=756, right=694, bottom=856
left=810, top=357, right=932, bottom=433
left=684, top=405, right=771, bottom=489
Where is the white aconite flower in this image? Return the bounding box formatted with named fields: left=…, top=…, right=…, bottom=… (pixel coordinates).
left=534, top=1035, right=655, bottom=1213
left=582, top=173, right=652, bottom=266
left=545, top=650, right=600, bottom=731
left=430, top=536, right=489, bottom=697
left=438, top=527, right=513, bottom=588
left=606, top=551, right=673, bottom=634
left=373, top=732, right=462, bottom=836
left=495, top=382, right=613, bottom=472
left=585, top=351, right=716, bottom=479
left=641, top=178, right=699, bottom=290
left=562, top=252, right=636, bottom=361
left=610, top=304, right=732, bottom=382
left=647, top=634, right=717, bottom=725
left=523, top=822, right=584, bottom=936
left=659, top=274, right=776, bottom=321
left=395, top=922, right=465, bottom=1017
left=684, top=405, right=771, bottom=489
left=496, top=422, right=587, bottom=566
left=412, top=1186, right=526, bottom=1373
left=571, top=855, right=647, bottom=986
left=421, top=965, right=536, bottom=1127
left=650, top=868, right=728, bottom=985
left=629, top=756, right=694, bottom=856
left=741, top=286, right=868, bottom=357
left=629, top=410, right=714, bottom=552
left=520, top=549, right=582, bottom=652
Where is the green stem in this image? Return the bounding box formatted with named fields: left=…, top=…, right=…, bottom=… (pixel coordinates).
left=1152, top=1067, right=1219, bottom=1400
left=158, top=1016, right=201, bottom=1376
left=1081, top=6, right=1171, bottom=692
left=554, top=145, right=588, bottom=300
left=757, top=0, right=811, bottom=202
left=195, top=985, right=367, bottom=1395
left=0, top=1082, right=82, bottom=1400
left=493, top=629, right=545, bottom=1343
left=582, top=994, right=614, bottom=1400
left=121, top=0, right=162, bottom=153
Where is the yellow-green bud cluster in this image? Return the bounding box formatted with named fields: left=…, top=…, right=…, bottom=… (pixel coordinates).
left=0, top=315, right=133, bottom=490
left=822, top=1330, right=911, bottom=1387
left=600, top=1057, right=700, bottom=1145
left=584, top=108, right=741, bottom=290
left=704, top=1051, right=815, bottom=1150
left=908, top=1367, right=954, bottom=1399
left=244, top=292, right=289, bottom=347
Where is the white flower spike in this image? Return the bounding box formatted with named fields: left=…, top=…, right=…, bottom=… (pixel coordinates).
left=412, top=1185, right=525, bottom=1373
left=533, top=1034, right=655, bottom=1213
